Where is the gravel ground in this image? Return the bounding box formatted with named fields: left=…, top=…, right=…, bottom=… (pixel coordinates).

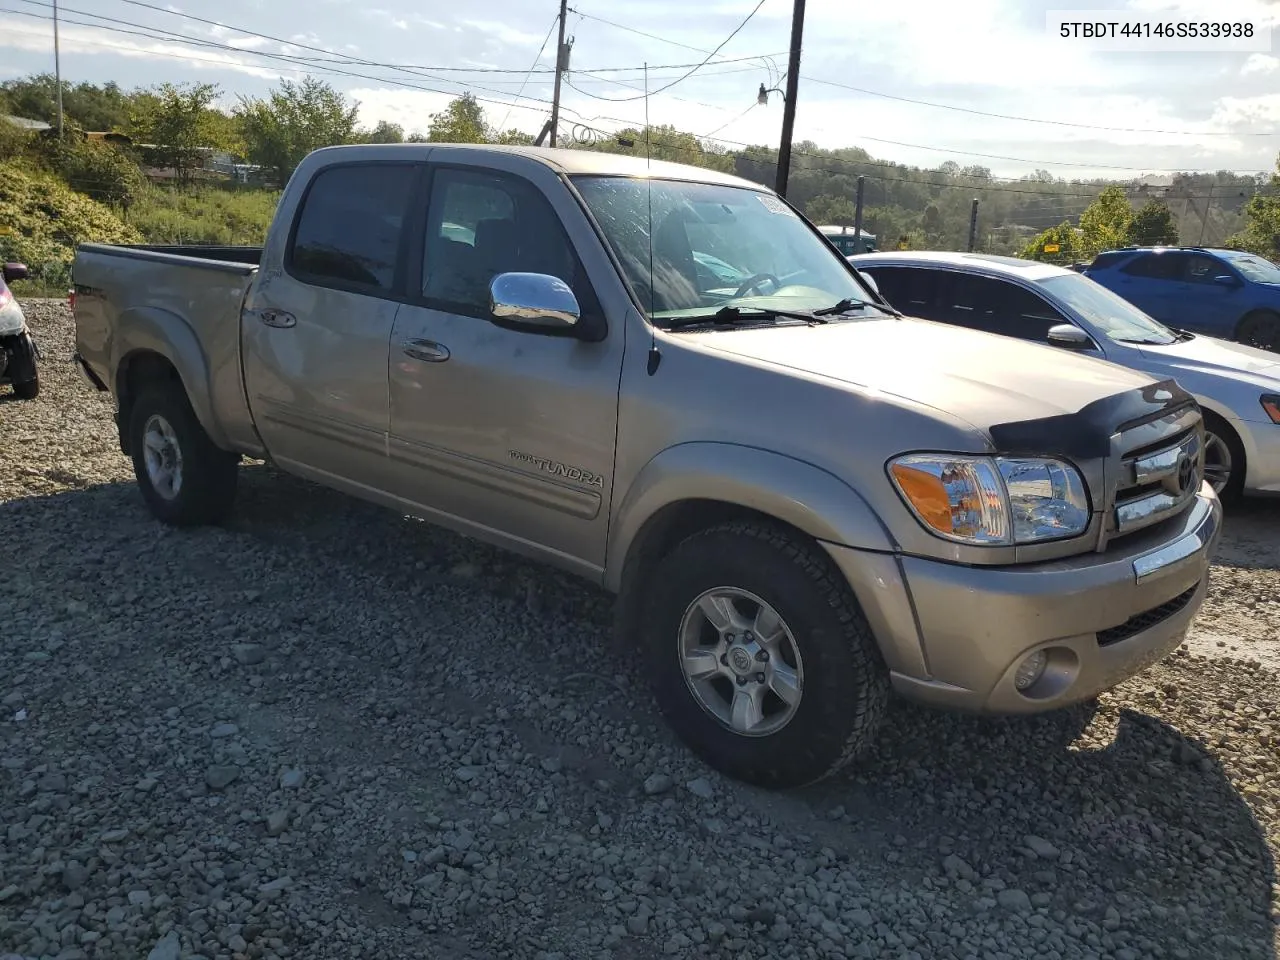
left=2, top=299, right=1279, bottom=960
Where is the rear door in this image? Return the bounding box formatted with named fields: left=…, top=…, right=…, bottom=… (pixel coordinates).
left=242, top=160, right=422, bottom=486
left=858, top=265, right=943, bottom=318
left=1108, top=251, right=1183, bottom=323
left=1167, top=252, right=1247, bottom=335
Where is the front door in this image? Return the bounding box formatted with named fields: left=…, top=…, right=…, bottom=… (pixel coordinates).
left=243, top=161, right=421, bottom=486
left=385, top=163, right=625, bottom=574
left=1169, top=252, right=1246, bottom=335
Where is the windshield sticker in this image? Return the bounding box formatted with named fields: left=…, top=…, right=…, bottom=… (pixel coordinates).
left=756, top=195, right=788, bottom=215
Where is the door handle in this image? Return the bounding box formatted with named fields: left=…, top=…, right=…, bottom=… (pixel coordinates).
left=402, top=338, right=450, bottom=363
left=257, top=308, right=296, bottom=329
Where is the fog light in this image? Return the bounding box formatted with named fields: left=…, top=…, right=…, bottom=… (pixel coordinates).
left=1014, top=650, right=1048, bottom=691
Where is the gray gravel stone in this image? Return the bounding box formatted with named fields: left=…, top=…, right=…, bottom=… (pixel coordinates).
left=2, top=300, right=1279, bottom=960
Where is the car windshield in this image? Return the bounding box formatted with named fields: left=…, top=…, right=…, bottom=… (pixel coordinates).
left=571, top=175, right=878, bottom=323
left=1223, top=252, right=1280, bottom=284
left=1040, top=273, right=1179, bottom=345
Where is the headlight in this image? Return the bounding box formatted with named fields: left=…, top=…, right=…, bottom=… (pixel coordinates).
left=889, top=454, right=1090, bottom=546
left=0, top=298, right=25, bottom=337
left=1262, top=395, right=1280, bottom=424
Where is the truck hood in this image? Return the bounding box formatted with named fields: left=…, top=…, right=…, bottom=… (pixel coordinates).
left=681, top=315, right=1158, bottom=431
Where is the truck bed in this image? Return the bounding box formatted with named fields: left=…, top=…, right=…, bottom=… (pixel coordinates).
left=77, top=242, right=263, bottom=272
left=72, top=241, right=263, bottom=456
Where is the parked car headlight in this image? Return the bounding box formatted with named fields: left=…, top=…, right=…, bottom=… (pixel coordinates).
left=1261, top=394, right=1280, bottom=424
left=0, top=295, right=26, bottom=337
left=889, top=454, right=1090, bottom=546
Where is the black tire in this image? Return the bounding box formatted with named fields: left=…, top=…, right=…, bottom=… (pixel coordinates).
left=12, top=374, right=38, bottom=400
left=9, top=332, right=38, bottom=399
left=642, top=520, right=890, bottom=788
left=1201, top=410, right=1246, bottom=504
left=1235, top=310, right=1280, bottom=353
left=127, top=381, right=239, bottom=526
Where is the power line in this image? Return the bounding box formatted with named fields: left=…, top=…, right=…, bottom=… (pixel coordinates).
left=497, top=14, right=558, bottom=132
left=568, top=6, right=1280, bottom=139
left=565, top=0, right=768, bottom=103
left=5, top=5, right=1269, bottom=185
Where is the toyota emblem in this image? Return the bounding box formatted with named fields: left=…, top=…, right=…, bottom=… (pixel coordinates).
left=1176, top=454, right=1196, bottom=494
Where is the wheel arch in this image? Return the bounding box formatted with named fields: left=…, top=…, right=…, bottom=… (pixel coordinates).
left=111, top=307, right=227, bottom=455
left=605, top=442, right=896, bottom=597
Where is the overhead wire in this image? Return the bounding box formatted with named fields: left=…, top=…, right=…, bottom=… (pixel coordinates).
left=496, top=14, right=559, bottom=132
left=4, top=2, right=1271, bottom=184
left=558, top=0, right=768, bottom=103
left=567, top=6, right=1280, bottom=138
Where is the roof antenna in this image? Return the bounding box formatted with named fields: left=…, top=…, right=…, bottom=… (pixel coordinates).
left=644, top=61, right=662, bottom=376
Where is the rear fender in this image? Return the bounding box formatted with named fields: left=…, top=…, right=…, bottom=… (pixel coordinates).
left=112, top=306, right=231, bottom=451
left=604, top=442, right=896, bottom=593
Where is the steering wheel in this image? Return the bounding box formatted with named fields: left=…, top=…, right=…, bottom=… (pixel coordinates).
left=733, top=273, right=781, bottom=299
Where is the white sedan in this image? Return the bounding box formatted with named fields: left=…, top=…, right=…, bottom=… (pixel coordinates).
left=849, top=250, right=1280, bottom=500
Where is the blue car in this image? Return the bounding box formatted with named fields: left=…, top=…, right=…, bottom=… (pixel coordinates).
left=1083, top=246, right=1280, bottom=353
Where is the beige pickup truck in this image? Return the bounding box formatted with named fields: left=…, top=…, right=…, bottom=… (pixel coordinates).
left=72, top=144, right=1222, bottom=788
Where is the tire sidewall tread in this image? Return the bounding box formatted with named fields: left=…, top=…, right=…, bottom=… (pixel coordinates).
left=127, top=383, right=238, bottom=526
left=643, top=520, right=889, bottom=789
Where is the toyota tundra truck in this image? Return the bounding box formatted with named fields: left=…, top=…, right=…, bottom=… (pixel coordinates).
left=71, top=144, right=1222, bottom=789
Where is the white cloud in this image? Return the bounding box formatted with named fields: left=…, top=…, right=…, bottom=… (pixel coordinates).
left=0, top=18, right=282, bottom=81
left=1241, top=53, right=1278, bottom=74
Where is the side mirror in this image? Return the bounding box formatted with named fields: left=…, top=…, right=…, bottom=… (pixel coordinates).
left=1213, top=274, right=1240, bottom=287
left=2, top=262, right=28, bottom=284
left=1047, top=323, right=1094, bottom=350
left=489, top=272, right=582, bottom=335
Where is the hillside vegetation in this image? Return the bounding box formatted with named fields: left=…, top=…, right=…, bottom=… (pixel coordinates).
left=0, top=161, right=141, bottom=290
left=1, top=71, right=1278, bottom=286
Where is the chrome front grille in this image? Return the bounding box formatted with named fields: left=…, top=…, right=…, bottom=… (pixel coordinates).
left=1104, top=405, right=1203, bottom=546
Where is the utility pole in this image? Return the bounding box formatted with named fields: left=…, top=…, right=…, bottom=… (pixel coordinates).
left=548, top=0, right=568, bottom=148
left=53, top=0, right=64, bottom=139
left=774, top=0, right=806, bottom=197
left=1197, top=184, right=1214, bottom=245
left=852, top=175, right=865, bottom=249
left=967, top=198, right=979, bottom=252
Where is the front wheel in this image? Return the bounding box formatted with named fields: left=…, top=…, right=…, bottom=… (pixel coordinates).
left=1202, top=412, right=1245, bottom=503
left=642, top=521, right=889, bottom=788
left=9, top=332, right=38, bottom=399
left=127, top=382, right=239, bottom=526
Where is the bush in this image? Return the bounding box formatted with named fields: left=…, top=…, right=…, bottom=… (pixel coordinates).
left=0, top=121, right=33, bottom=162
left=126, top=182, right=279, bottom=245
left=0, top=160, right=141, bottom=291
left=59, top=141, right=146, bottom=206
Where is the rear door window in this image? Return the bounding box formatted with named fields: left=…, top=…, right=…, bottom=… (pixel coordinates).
left=287, top=163, right=418, bottom=295
left=1120, top=252, right=1183, bottom=282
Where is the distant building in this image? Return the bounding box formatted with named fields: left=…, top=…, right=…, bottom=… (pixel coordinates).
left=3, top=115, right=52, bottom=131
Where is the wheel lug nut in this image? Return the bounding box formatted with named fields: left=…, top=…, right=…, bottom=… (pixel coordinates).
left=755, top=649, right=769, bottom=662
left=755, top=672, right=765, bottom=684
left=735, top=676, right=747, bottom=686
left=720, top=654, right=728, bottom=666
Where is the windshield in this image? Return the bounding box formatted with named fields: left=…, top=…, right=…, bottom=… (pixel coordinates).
left=571, top=175, right=877, bottom=322
left=1223, top=252, right=1280, bottom=284
left=1040, top=273, right=1179, bottom=345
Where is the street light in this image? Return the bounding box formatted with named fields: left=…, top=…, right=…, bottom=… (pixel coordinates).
left=757, top=82, right=786, bottom=106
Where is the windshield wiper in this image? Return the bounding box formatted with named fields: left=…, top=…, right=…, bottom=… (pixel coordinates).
left=818, top=295, right=903, bottom=319
left=660, top=305, right=831, bottom=330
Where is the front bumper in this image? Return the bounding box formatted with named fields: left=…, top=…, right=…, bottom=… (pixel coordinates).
left=1242, top=418, right=1280, bottom=495
left=825, top=484, right=1222, bottom=713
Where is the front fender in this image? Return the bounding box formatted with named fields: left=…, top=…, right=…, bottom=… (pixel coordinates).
left=112, top=306, right=231, bottom=451
left=604, top=441, right=897, bottom=592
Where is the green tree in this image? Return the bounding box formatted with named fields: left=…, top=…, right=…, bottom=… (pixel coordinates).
left=0, top=74, right=134, bottom=131
left=1077, top=185, right=1133, bottom=256
left=805, top=194, right=857, bottom=225
left=1127, top=198, right=1178, bottom=246
left=235, top=77, right=360, bottom=185
left=362, top=120, right=405, bottom=144
left=1020, top=221, right=1085, bottom=263
left=427, top=93, right=489, bottom=143
left=129, top=82, right=229, bottom=185
left=1227, top=156, right=1280, bottom=257
left=584, top=124, right=733, bottom=173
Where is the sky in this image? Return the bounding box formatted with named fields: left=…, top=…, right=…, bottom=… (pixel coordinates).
left=1, top=0, right=1279, bottom=181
